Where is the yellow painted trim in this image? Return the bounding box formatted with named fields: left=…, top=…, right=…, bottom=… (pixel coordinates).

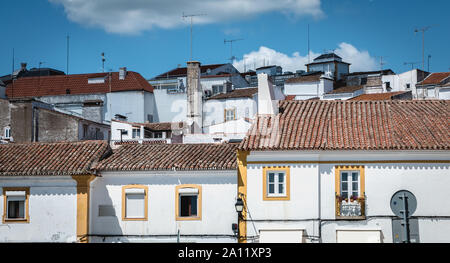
left=2, top=187, right=30, bottom=224
left=175, top=184, right=202, bottom=221
left=335, top=165, right=365, bottom=218
left=262, top=166, right=290, bottom=201
left=72, top=175, right=96, bottom=243
left=335, top=165, right=365, bottom=197
left=237, top=150, right=249, bottom=243
left=122, top=185, right=149, bottom=221
left=247, top=160, right=450, bottom=164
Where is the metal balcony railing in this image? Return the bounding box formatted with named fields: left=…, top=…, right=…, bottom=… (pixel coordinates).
left=335, top=194, right=366, bottom=219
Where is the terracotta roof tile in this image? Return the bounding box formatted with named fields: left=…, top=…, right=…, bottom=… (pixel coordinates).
left=207, top=88, right=257, bottom=100
left=0, top=141, right=111, bottom=176
left=327, top=85, right=364, bottom=94
left=239, top=100, right=450, bottom=151
left=95, top=143, right=238, bottom=171
left=349, top=91, right=410, bottom=100
left=417, top=72, right=450, bottom=85
left=6, top=71, right=153, bottom=98
left=284, top=72, right=323, bottom=84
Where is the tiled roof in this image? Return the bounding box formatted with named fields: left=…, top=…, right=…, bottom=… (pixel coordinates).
left=239, top=100, right=450, bottom=151
left=0, top=141, right=111, bottom=176
left=349, top=91, right=410, bottom=101
left=345, top=69, right=395, bottom=76
left=417, top=72, right=450, bottom=86
left=6, top=71, right=153, bottom=98
left=95, top=143, right=238, bottom=171
left=327, top=85, right=364, bottom=94
left=207, top=88, right=258, bottom=100
left=153, top=64, right=227, bottom=79
left=142, top=122, right=185, bottom=131
left=284, top=72, right=323, bottom=84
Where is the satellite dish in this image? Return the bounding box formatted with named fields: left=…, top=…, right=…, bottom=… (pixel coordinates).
left=390, top=190, right=417, bottom=218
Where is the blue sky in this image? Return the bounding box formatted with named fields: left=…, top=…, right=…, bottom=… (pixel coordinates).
left=0, top=0, right=448, bottom=79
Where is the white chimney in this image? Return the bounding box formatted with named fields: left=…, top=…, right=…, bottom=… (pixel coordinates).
left=257, top=73, right=278, bottom=115
left=186, top=61, right=203, bottom=134
left=119, top=67, right=127, bottom=80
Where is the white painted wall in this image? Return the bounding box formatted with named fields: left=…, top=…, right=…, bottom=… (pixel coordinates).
left=107, top=91, right=155, bottom=123
left=284, top=77, right=333, bottom=100
left=89, top=170, right=237, bottom=243
left=0, top=176, right=78, bottom=242
left=244, top=150, right=450, bottom=243
left=203, top=97, right=256, bottom=127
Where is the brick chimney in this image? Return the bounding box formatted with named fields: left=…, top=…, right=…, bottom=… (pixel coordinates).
left=186, top=61, right=203, bottom=134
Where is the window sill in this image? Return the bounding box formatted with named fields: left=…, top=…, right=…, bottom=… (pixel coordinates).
left=122, top=217, right=148, bottom=221
left=3, top=218, right=29, bottom=224
left=335, top=216, right=366, bottom=221
left=176, top=216, right=201, bottom=221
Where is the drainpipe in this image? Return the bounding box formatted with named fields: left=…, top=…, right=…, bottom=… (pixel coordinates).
left=317, top=155, right=322, bottom=243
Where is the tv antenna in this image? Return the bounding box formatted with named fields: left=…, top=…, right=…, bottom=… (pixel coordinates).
left=224, top=38, right=243, bottom=63
left=414, top=25, right=436, bottom=71
left=182, top=12, right=207, bottom=61
left=403, top=61, right=420, bottom=70
left=375, top=56, right=387, bottom=70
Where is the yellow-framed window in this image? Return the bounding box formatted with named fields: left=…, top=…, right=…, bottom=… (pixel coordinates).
left=122, top=185, right=148, bottom=221
left=175, top=184, right=202, bottom=221
left=262, top=166, right=290, bottom=201
left=2, top=187, right=30, bottom=224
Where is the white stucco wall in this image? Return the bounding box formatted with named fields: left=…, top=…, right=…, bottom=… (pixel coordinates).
left=89, top=170, right=238, bottom=243
left=107, top=91, right=155, bottom=123
left=0, top=176, right=78, bottom=242
left=153, top=89, right=187, bottom=123
left=244, top=150, right=450, bottom=243
left=203, top=97, right=256, bottom=128
left=284, top=78, right=333, bottom=100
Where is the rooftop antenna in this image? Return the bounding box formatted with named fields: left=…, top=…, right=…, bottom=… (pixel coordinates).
left=307, top=24, right=310, bottom=63
left=66, top=35, right=70, bottom=74
left=182, top=12, right=207, bottom=61
left=414, top=25, right=435, bottom=71
left=224, top=38, right=243, bottom=63
left=101, top=52, right=106, bottom=73
left=403, top=61, right=420, bottom=70
left=375, top=56, right=387, bottom=70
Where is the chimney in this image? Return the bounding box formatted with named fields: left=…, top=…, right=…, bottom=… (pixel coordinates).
left=119, top=67, right=127, bottom=80
left=20, top=63, right=27, bottom=71
left=186, top=61, right=203, bottom=134
left=257, top=73, right=278, bottom=115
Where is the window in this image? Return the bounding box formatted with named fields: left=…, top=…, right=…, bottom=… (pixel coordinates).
left=212, top=85, right=224, bottom=95
left=176, top=185, right=202, bottom=221
left=406, top=83, right=411, bottom=89
left=224, top=109, right=236, bottom=122
left=132, top=128, right=141, bottom=139
left=385, top=81, right=391, bottom=91
left=4, top=126, right=11, bottom=139
left=122, top=185, right=148, bottom=221
left=335, top=165, right=365, bottom=218
left=83, top=124, right=88, bottom=138
left=152, top=132, right=163, bottom=138
left=340, top=171, right=359, bottom=199
left=2, top=187, right=29, bottom=223
left=262, top=167, right=290, bottom=201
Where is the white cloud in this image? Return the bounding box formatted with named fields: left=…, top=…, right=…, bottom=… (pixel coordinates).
left=233, top=43, right=378, bottom=73
left=49, top=0, right=323, bottom=34
left=334, top=42, right=378, bottom=72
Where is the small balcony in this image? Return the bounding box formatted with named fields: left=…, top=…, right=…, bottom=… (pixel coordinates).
left=335, top=194, right=366, bottom=220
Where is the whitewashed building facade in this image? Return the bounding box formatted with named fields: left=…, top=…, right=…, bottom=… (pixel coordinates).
left=236, top=99, right=450, bottom=243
